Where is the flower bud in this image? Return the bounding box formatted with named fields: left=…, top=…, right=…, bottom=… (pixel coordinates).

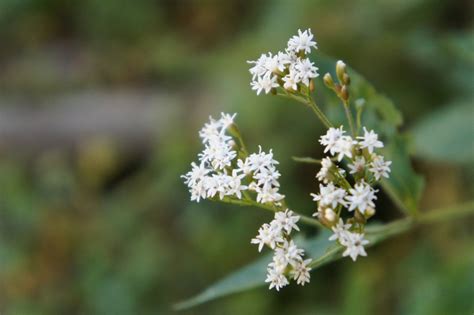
left=340, top=85, right=349, bottom=101
left=324, top=208, right=336, bottom=222
left=354, top=209, right=366, bottom=224
left=342, top=73, right=351, bottom=85
left=365, top=207, right=376, bottom=218
left=323, top=73, right=334, bottom=88
left=309, top=79, right=315, bottom=92
left=336, top=60, right=346, bottom=83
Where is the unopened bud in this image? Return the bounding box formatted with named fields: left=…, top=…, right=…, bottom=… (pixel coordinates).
left=324, top=208, right=336, bottom=222
left=336, top=60, right=346, bottom=83
left=323, top=73, right=334, bottom=88
left=354, top=209, right=366, bottom=224
left=340, top=85, right=349, bottom=101
left=342, top=73, right=351, bottom=85
left=365, top=207, right=376, bottom=218
left=309, top=79, right=315, bottom=92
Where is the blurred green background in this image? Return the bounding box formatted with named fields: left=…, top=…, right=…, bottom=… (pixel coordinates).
left=0, top=0, right=473, bottom=314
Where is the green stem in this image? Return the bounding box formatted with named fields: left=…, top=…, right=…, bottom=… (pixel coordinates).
left=343, top=100, right=356, bottom=137
left=218, top=197, right=323, bottom=228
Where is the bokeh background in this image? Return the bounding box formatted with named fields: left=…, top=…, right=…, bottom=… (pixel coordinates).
left=0, top=0, right=473, bottom=314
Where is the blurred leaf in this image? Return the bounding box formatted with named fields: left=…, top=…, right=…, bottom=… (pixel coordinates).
left=381, top=134, right=425, bottom=215
left=175, top=219, right=413, bottom=310
left=174, top=230, right=332, bottom=310
left=411, top=100, right=474, bottom=163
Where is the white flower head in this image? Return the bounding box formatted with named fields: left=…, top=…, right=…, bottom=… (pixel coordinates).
left=287, top=28, right=317, bottom=54
left=348, top=156, right=366, bottom=174
left=291, top=258, right=312, bottom=286
left=319, top=126, right=346, bottom=155
left=369, top=154, right=392, bottom=180
left=274, top=209, right=300, bottom=234
left=294, top=58, right=319, bottom=86
left=341, top=232, right=369, bottom=261
left=251, top=73, right=279, bottom=95
left=345, top=180, right=378, bottom=214
left=311, top=182, right=347, bottom=209
left=329, top=218, right=352, bottom=241
left=357, top=127, right=384, bottom=153
left=265, top=265, right=289, bottom=291
left=251, top=223, right=284, bottom=252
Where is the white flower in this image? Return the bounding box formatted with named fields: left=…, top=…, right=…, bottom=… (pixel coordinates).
left=345, top=180, right=378, bottom=214
left=251, top=73, right=279, bottom=95
left=287, top=28, right=317, bottom=54
left=291, top=258, right=312, bottom=286
left=189, top=180, right=208, bottom=203
left=274, top=239, right=304, bottom=268
left=316, top=157, right=333, bottom=183
left=236, top=158, right=252, bottom=175
left=219, top=112, right=237, bottom=129
left=265, top=265, right=289, bottom=291
left=329, top=219, right=351, bottom=241
left=324, top=208, right=336, bottom=222
left=341, top=232, right=369, bottom=261
left=294, top=58, right=319, bottom=86
left=311, top=183, right=347, bottom=208
left=274, top=209, right=300, bottom=234
left=319, top=126, right=346, bottom=155
left=369, top=154, right=392, bottom=180
left=247, top=53, right=269, bottom=80
left=334, top=136, right=357, bottom=161
left=264, top=52, right=287, bottom=74
left=226, top=170, right=248, bottom=199
left=246, top=146, right=279, bottom=173
left=348, top=156, right=366, bottom=174
left=282, top=71, right=299, bottom=91
left=357, top=127, right=384, bottom=153
left=254, top=184, right=285, bottom=204
left=251, top=223, right=284, bottom=252
left=181, top=162, right=210, bottom=187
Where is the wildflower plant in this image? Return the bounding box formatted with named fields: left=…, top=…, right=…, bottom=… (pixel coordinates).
left=177, top=29, right=474, bottom=309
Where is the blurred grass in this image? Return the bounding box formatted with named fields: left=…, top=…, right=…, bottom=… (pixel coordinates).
left=0, top=0, right=473, bottom=314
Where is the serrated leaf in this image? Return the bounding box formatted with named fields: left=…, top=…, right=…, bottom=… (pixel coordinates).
left=411, top=100, right=474, bottom=164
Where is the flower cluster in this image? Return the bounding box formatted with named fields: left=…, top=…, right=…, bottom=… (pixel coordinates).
left=183, top=113, right=312, bottom=290
left=312, top=125, right=392, bottom=261
left=251, top=209, right=311, bottom=290
left=248, top=29, right=319, bottom=95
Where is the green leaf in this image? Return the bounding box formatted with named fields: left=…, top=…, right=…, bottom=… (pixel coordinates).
left=174, top=219, right=415, bottom=310
left=174, top=230, right=333, bottom=310
left=380, top=134, right=425, bottom=215
left=411, top=100, right=474, bottom=163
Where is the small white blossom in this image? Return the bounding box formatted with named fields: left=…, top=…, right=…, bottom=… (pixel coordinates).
left=316, top=157, right=333, bottom=183
left=251, top=73, right=279, bottom=95
left=311, top=183, right=347, bottom=209
left=369, top=154, right=392, bottom=180
left=294, top=58, right=319, bottom=86
left=341, top=232, right=369, bottom=261
left=287, top=28, right=317, bottom=54
left=345, top=180, right=378, bottom=214
left=265, top=266, right=289, bottom=291
left=329, top=219, right=352, bottom=241
left=291, top=258, right=312, bottom=286
left=251, top=223, right=284, bottom=252
left=247, top=53, right=269, bottom=80
left=274, top=209, right=300, bottom=234
left=282, top=71, right=299, bottom=91
left=319, top=126, right=346, bottom=155
left=348, top=156, right=366, bottom=174
left=357, top=127, right=384, bottom=153
left=334, top=136, right=357, bottom=161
